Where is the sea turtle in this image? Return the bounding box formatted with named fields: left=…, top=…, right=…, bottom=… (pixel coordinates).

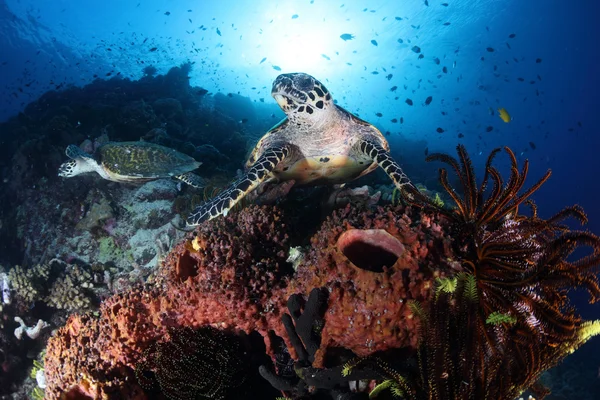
left=186, top=72, right=422, bottom=226
left=58, top=141, right=206, bottom=188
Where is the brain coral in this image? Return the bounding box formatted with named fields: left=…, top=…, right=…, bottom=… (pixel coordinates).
left=43, top=204, right=456, bottom=399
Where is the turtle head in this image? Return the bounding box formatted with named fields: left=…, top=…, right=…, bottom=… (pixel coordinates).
left=272, top=73, right=334, bottom=120
left=58, top=145, right=96, bottom=178
left=58, top=159, right=80, bottom=177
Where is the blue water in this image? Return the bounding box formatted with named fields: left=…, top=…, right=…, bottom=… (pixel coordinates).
left=2, top=0, right=598, bottom=211
left=1, top=0, right=599, bottom=397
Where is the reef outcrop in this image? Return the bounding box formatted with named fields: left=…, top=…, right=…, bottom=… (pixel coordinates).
left=43, top=202, right=455, bottom=399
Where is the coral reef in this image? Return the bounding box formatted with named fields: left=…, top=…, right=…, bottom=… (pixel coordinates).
left=33, top=146, right=600, bottom=399
left=43, top=202, right=454, bottom=399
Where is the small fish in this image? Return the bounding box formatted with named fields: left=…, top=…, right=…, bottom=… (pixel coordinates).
left=509, top=33, right=516, bottom=38
left=442, top=66, right=448, bottom=73
left=216, top=28, right=221, bottom=36
left=424, top=0, right=429, bottom=5
left=436, top=127, right=444, bottom=133
left=425, top=147, right=429, bottom=155
left=322, top=54, right=330, bottom=60
left=291, top=14, right=299, bottom=19
left=391, top=118, right=398, bottom=123
left=412, top=46, right=421, bottom=53
left=536, top=58, right=542, bottom=63
left=400, top=117, right=404, bottom=123
left=424, top=96, right=432, bottom=105
left=486, top=126, right=494, bottom=132
left=397, top=38, right=404, bottom=44
left=390, top=86, right=398, bottom=92
left=443, top=22, right=451, bottom=26
left=259, top=98, right=264, bottom=102
left=372, top=71, right=380, bottom=75
left=395, top=17, right=402, bottom=20
left=441, top=2, right=449, bottom=6
left=340, top=33, right=355, bottom=41
left=149, top=47, right=158, bottom=52
left=418, top=54, right=424, bottom=59
left=434, top=57, right=440, bottom=65
left=406, top=98, right=413, bottom=106
left=260, top=57, right=266, bottom=64
left=272, top=65, right=282, bottom=71
left=486, top=47, right=495, bottom=52
left=371, top=39, right=378, bottom=46
left=458, top=133, right=464, bottom=138
left=529, top=141, right=536, bottom=150
left=164, top=11, right=170, bottom=16
left=375, top=112, right=383, bottom=117
left=386, top=74, right=393, bottom=80
left=498, top=107, right=511, bottom=123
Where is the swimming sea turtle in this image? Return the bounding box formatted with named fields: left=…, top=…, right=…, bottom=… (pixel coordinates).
left=58, top=141, right=206, bottom=188
left=186, top=72, right=422, bottom=226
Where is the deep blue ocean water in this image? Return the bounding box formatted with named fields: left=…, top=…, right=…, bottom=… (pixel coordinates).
left=1, top=0, right=598, bottom=221
left=1, top=0, right=599, bottom=398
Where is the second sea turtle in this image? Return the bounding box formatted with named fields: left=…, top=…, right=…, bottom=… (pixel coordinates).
left=58, top=141, right=205, bottom=188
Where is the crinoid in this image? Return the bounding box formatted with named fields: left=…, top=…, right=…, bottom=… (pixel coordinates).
left=368, top=145, right=600, bottom=399
left=412, top=145, right=600, bottom=343
left=134, top=326, right=248, bottom=400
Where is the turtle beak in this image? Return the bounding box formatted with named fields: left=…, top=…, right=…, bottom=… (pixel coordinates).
left=274, top=94, right=288, bottom=109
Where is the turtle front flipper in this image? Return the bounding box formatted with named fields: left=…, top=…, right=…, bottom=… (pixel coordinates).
left=186, top=146, right=292, bottom=226
left=175, top=172, right=206, bottom=189
left=356, top=139, right=427, bottom=203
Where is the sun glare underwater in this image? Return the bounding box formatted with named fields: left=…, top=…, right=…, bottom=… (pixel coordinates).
left=0, top=0, right=599, bottom=399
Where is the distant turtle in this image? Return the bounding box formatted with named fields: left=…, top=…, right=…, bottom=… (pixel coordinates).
left=186, top=72, right=423, bottom=226
left=58, top=141, right=205, bottom=188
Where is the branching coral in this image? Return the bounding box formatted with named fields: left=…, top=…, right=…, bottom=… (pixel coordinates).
left=8, top=264, right=50, bottom=304
left=7, top=259, right=96, bottom=312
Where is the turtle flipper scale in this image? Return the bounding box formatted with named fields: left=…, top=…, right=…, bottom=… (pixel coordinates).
left=356, top=139, right=427, bottom=204
left=65, top=144, right=92, bottom=159
left=175, top=172, right=206, bottom=189
left=186, top=146, right=291, bottom=226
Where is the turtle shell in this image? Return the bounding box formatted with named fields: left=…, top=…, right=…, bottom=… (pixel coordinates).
left=97, top=141, right=200, bottom=180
